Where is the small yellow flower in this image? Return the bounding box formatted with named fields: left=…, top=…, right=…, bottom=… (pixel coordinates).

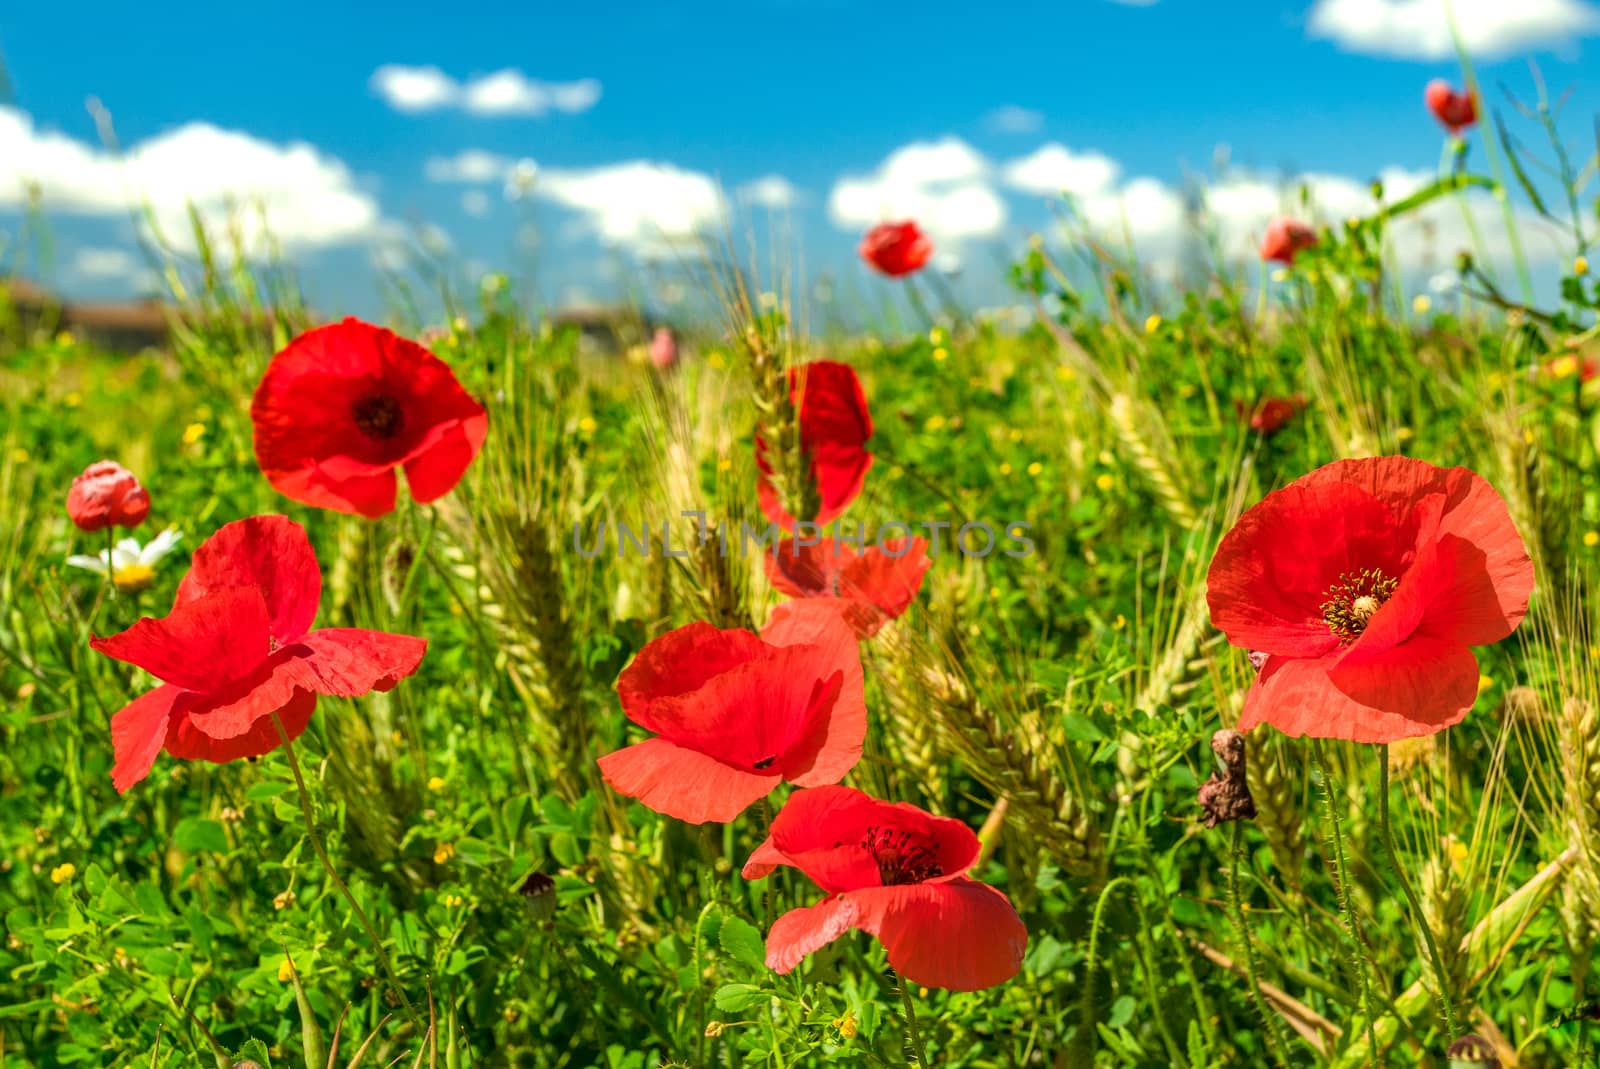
left=1144, top=314, right=1161, bottom=335
left=707, top=351, right=727, bottom=370
left=1412, top=295, right=1432, bottom=315
left=1523, top=428, right=1536, bottom=446
left=1026, top=461, right=1043, bottom=477
left=1095, top=473, right=1114, bottom=492
left=391, top=730, right=403, bottom=745
left=273, top=889, right=297, bottom=911
left=1577, top=255, right=1590, bottom=276
left=277, top=960, right=295, bottom=983
left=717, top=457, right=732, bottom=473
left=427, top=776, right=446, bottom=792
left=928, top=327, right=946, bottom=345
left=451, top=316, right=469, bottom=333
left=1447, top=837, right=1470, bottom=870
left=18, top=682, right=36, bottom=700
left=1552, top=354, right=1580, bottom=379
left=1585, top=531, right=1599, bottom=548
left=987, top=588, right=999, bottom=601
left=999, top=462, right=1013, bottom=476
left=64, top=391, right=82, bottom=408
left=55, top=330, right=75, bottom=346
left=1270, top=268, right=1288, bottom=283
left=443, top=893, right=464, bottom=908
left=1477, top=674, right=1494, bottom=694
left=834, top=1010, right=858, bottom=1039
left=578, top=416, right=598, bottom=435
left=433, top=842, right=456, bottom=864
left=11, top=447, right=30, bottom=463
left=1396, top=427, right=1414, bottom=443
left=1113, top=614, right=1127, bottom=630
left=924, top=415, right=947, bottom=433
left=1055, top=365, right=1074, bottom=382
left=1007, top=429, right=1023, bottom=443
left=50, top=863, right=76, bottom=884
left=932, top=346, right=948, bottom=363
left=181, top=422, right=206, bottom=445
left=113, top=946, right=129, bottom=966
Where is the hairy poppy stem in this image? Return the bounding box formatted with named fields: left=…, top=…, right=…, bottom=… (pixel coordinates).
left=1227, top=822, right=1293, bottom=1066
left=272, top=713, right=418, bottom=1024
left=103, top=527, right=117, bottom=601
left=1311, top=741, right=1378, bottom=1066
left=1376, top=746, right=1459, bottom=1040
left=895, top=975, right=931, bottom=1067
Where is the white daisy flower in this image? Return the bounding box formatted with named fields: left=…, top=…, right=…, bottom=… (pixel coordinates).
left=66, top=528, right=184, bottom=594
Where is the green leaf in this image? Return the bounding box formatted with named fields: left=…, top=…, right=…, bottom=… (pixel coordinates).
left=713, top=983, right=770, bottom=1013
left=718, top=915, right=767, bottom=971
left=173, top=817, right=229, bottom=854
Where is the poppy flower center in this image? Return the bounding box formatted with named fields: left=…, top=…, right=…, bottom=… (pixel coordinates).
left=351, top=394, right=404, bottom=440
left=859, top=825, right=942, bottom=885
left=1320, top=568, right=1399, bottom=642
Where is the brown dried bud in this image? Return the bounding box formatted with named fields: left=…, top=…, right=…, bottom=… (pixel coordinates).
left=1445, top=1033, right=1499, bottom=1067
left=1199, top=728, right=1258, bottom=828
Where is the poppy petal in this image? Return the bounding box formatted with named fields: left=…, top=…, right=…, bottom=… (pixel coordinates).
left=1243, top=637, right=1478, bottom=742
left=264, top=465, right=399, bottom=520
left=766, top=896, right=859, bottom=974
left=165, top=688, right=316, bottom=763
left=91, top=587, right=271, bottom=692
left=597, top=737, right=780, bottom=824
left=759, top=606, right=867, bottom=785
left=847, top=878, right=1028, bottom=991
left=109, top=683, right=186, bottom=793
left=175, top=514, right=322, bottom=642
left=403, top=419, right=487, bottom=504
left=616, top=622, right=767, bottom=729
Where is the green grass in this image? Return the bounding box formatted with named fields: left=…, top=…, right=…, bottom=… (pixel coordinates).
left=2, top=156, right=1600, bottom=1069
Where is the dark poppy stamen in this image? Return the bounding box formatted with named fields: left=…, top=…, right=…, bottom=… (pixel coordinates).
left=1319, top=567, right=1399, bottom=642
left=860, top=825, right=942, bottom=885
left=352, top=394, right=404, bottom=440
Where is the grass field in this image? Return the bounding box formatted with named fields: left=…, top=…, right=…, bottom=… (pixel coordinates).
left=3, top=105, right=1600, bottom=1069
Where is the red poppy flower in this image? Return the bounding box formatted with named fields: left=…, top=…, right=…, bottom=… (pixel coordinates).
left=743, top=785, right=1027, bottom=991
left=1235, top=396, right=1307, bottom=437
left=89, top=515, right=427, bottom=791
left=1425, top=80, right=1477, bottom=135
left=860, top=221, right=933, bottom=278
left=598, top=610, right=866, bottom=824
left=1206, top=456, right=1533, bottom=742
left=1260, top=218, right=1318, bottom=265
left=764, top=535, right=931, bottom=638
left=756, top=361, right=874, bottom=529
left=67, top=461, right=150, bottom=532
left=252, top=317, right=488, bottom=518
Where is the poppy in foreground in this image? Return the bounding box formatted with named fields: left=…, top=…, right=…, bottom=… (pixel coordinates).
left=1425, top=80, right=1477, bottom=135
left=764, top=535, right=931, bottom=638
left=67, top=461, right=150, bottom=532
left=90, top=515, right=427, bottom=791
left=756, top=361, right=874, bottom=529
left=598, top=612, right=865, bottom=824
left=860, top=221, right=933, bottom=278
left=1206, top=456, right=1533, bottom=742
left=252, top=318, right=488, bottom=518
left=1259, top=218, right=1318, bottom=265
left=1236, top=396, right=1307, bottom=437
left=744, top=785, right=1027, bottom=991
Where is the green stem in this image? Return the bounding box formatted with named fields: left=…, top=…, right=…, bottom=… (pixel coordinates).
left=1376, top=746, right=1458, bottom=1039
left=272, top=714, right=417, bottom=1023
left=103, top=527, right=117, bottom=601
left=1312, top=741, right=1379, bottom=1066
left=1228, top=823, right=1292, bottom=1066
left=897, top=975, right=931, bottom=1067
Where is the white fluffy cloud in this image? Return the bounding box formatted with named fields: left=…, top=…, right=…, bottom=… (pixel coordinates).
left=424, top=150, right=515, bottom=183
left=828, top=137, right=1006, bottom=243
left=984, top=105, right=1044, bottom=134
left=1308, top=0, right=1600, bottom=59
left=739, top=175, right=800, bottom=209
left=0, top=107, right=380, bottom=254
left=1002, top=143, right=1120, bottom=196
left=537, top=161, right=725, bottom=250
left=371, top=65, right=602, bottom=117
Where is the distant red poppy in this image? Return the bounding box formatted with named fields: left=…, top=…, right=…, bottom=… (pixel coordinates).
left=860, top=221, right=933, bottom=278
left=1542, top=352, right=1599, bottom=383
left=756, top=361, right=874, bottom=529
left=1425, top=80, right=1477, bottom=135
left=252, top=318, right=488, bottom=518
left=764, top=535, right=931, bottom=638
left=67, top=461, right=150, bottom=532
left=598, top=612, right=866, bottom=824
left=1206, top=456, right=1533, bottom=742
left=1260, top=218, right=1318, bottom=265
left=744, top=785, right=1027, bottom=991
left=90, top=515, right=427, bottom=791
left=1235, top=396, right=1307, bottom=437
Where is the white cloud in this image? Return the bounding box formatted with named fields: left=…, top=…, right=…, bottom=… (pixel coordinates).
left=1308, top=0, right=1600, bottom=59
left=70, top=247, right=139, bottom=279
left=984, top=105, right=1044, bottom=134
left=739, top=175, right=800, bottom=209
left=424, top=150, right=514, bottom=183
left=371, top=65, right=602, bottom=116
left=1002, top=143, right=1120, bottom=196
left=0, top=107, right=380, bottom=255
left=828, top=137, right=1006, bottom=243
left=536, top=161, right=725, bottom=250
left=461, top=190, right=491, bottom=217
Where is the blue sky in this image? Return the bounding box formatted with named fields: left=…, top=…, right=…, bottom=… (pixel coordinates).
left=2, top=0, right=1597, bottom=320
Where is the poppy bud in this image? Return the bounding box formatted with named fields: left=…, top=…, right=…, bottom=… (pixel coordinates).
left=1445, top=1033, right=1499, bottom=1068
left=1198, top=729, right=1257, bottom=828
left=859, top=220, right=933, bottom=278
left=1259, top=218, right=1317, bottom=265
left=518, top=870, right=557, bottom=921
left=649, top=326, right=679, bottom=370
left=66, top=461, right=150, bottom=532
left=1425, top=80, right=1477, bottom=136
